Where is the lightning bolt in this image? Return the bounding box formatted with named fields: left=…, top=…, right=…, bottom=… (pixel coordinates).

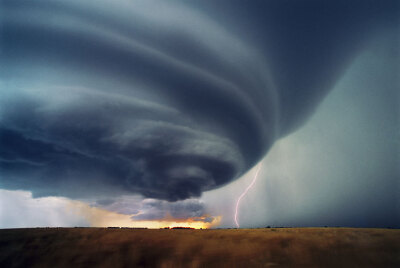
left=234, top=163, right=262, bottom=228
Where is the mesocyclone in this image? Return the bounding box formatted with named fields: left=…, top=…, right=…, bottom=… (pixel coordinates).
left=0, top=0, right=396, bottom=201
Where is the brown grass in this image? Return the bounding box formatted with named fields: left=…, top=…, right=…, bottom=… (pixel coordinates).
left=0, top=228, right=399, bottom=267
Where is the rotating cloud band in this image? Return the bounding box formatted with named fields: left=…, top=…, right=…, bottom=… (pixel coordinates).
left=234, top=164, right=263, bottom=228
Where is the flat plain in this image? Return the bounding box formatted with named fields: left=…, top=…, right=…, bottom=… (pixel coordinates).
left=0, top=227, right=398, bottom=267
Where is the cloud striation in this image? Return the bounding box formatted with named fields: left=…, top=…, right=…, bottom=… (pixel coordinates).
left=0, top=0, right=397, bottom=201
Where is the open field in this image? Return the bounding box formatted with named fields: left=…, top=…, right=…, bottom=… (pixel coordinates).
left=0, top=228, right=399, bottom=267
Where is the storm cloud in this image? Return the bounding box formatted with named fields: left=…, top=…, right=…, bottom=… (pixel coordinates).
left=130, top=199, right=209, bottom=221
left=90, top=196, right=215, bottom=223
left=0, top=0, right=397, bottom=201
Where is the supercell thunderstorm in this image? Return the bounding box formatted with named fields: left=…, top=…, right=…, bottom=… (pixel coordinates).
left=0, top=0, right=396, bottom=204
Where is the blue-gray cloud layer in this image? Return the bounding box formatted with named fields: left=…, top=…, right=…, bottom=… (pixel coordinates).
left=0, top=0, right=397, bottom=201
left=130, top=199, right=209, bottom=221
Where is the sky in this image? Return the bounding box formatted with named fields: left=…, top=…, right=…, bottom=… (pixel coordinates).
left=0, top=0, right=398, bottom=228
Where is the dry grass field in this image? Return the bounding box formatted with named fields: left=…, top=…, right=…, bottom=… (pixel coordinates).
left=0, top=227, right=398, bottom=267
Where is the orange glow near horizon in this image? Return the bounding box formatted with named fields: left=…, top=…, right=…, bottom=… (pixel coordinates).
left=67, top=200, right=221, bottom=229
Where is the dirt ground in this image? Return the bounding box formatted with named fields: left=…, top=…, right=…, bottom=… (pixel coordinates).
left=0, top=227, right=398, bottom=267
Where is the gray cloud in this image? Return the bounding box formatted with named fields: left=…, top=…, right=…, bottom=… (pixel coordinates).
left=0, top=0, right=397, bottom=202
left=92, top=196, right=143, bottom=215
left=204, top=31, right=399, bottom=228
left=131, top=199, right=207, bottom=221
left=91, top=196, right=215, bottom=223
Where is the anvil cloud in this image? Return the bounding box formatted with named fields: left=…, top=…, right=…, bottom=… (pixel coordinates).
left=0, top=0, right=397, bottom=201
